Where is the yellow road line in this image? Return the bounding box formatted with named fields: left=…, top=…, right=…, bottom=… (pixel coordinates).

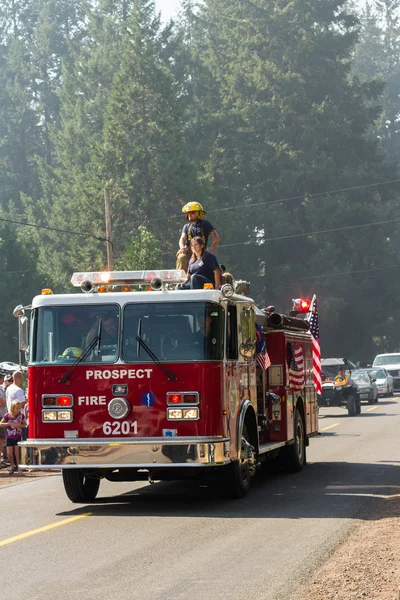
left=320, top=422, right=340, bottom=431
left=0, top=513, right=92, bottom=547
left=366, top=406, right=378, bottom=412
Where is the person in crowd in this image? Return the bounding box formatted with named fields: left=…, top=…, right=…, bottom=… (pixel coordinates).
left=0, top=400, right=26, bottom=474
left=178, top=237, right=221, bottom=290
left=6, top=371, right=25, bottom=412
left=4, top=374, right=13, bottom=391
left=1, top=375, right=12, bottom=463
left=0, top=373, right=7, bottom=467
left=176, top=202, right=220, bottom=272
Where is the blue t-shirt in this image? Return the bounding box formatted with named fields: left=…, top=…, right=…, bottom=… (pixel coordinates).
left=189, top=252, right=219, bottom=284
left=182, top=220, right=215, bottom=247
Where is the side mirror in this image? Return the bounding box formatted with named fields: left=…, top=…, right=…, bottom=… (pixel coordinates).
left=372, top=378, right=376, bottom=383
left=18, top=315, right=29, bottom=352
left=13, top=305, right=25, bottom=318
left=239, top=341, right=255, bottom=360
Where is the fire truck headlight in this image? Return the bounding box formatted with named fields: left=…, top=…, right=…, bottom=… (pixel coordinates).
left=167, top=408, right=183, bottom=420
left=183, top=408, right=199, bottom=420
left=221, top=284, right=234, bottom=298
left=42, top=410, right=58, bottom=422
left=57, top=410, right=73, bottom=422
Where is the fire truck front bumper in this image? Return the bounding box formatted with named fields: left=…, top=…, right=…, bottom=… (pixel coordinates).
left=18, top=437, right=231, bottom=469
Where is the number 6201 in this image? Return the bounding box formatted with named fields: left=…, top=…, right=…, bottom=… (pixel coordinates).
left=103, top=421, right=138, bottom=436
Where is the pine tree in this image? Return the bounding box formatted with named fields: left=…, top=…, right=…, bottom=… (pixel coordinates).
left=194, top=0, right=400, bottom=360
left=353, top=0, right=400, bottom=163
left=29, top=0, right=204, bottom=287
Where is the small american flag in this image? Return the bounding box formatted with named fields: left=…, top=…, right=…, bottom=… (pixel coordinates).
left=307, top=294, right=322, bottom=395
left=257, top=349, right=271, bottom=371
left=287, top=343, right=305, bottom=390
left=255, top=322, right=271, bottom=371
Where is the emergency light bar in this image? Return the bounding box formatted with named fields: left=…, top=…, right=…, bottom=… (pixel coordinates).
left=71, top=270, right=187, bottom=290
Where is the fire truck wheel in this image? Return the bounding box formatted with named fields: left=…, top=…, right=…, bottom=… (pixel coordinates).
left=224, top=425, right=255, bottom=498
left=62, top=469, right=100, bottom=503
left=279, top=409, right=306, bottom=473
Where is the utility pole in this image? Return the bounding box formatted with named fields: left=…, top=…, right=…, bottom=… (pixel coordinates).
left=104, top=188, right=114, bottom=271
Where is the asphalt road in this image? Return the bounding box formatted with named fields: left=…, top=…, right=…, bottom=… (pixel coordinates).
left=1, top=396, right=400, bottom=600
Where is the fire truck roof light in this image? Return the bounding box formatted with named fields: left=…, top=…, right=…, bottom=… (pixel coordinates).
left=71, top=270, right=187, bottom=288
left=292, top=298, right=311, bottom=313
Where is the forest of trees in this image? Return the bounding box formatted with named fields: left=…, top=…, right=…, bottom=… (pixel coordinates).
left=0, top=0, right=399, bottom=361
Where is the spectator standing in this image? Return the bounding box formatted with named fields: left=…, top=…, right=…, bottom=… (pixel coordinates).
left=0, top=374, right=6, bottom=467
left=0, top=400, right=26, bottom=473
left=6, top=371, right=25, bottom=412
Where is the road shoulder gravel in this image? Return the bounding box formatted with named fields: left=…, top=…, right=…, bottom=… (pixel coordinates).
left=295, top=494, right=400, bottom=600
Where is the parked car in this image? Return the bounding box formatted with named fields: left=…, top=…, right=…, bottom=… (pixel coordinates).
left=351, top=370, right=378, bottom=404
left=372, top=353, right=400, bottom=391
left=364, top=367, right=393, bottom=397
left=0, top=361, right=27, bottom=375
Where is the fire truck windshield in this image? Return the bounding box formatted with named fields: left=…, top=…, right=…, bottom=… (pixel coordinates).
left=123, top=302, right=224, bottom=362
left=30, top=304, right=120, bottom=364
left=30, top=301, right=224, bottom=364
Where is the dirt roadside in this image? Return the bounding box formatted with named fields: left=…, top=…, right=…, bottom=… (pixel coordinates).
left=0, top=468, right=58, bottom=487
left=296, top=493, right=400, bottom=600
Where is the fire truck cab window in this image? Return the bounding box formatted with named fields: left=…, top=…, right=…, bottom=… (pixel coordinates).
left=30, top=305, right=120, bottom=364
left=122, top=302, right=224, bottom=362
left=227, top=304, right=238, bottom=360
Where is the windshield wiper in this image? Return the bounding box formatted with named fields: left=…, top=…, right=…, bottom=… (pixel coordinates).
left=135, top=335, right=177, bottom=381
left=59, top=319, right=103, bottom=384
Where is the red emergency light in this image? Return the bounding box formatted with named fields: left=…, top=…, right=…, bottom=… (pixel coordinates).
left=291, top=298, right=311, bottom=315
left=166, top=392, right=199, bottom=405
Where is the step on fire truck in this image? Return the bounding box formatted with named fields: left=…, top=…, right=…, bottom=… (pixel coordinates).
left=15, top=270, right=319, bottom=502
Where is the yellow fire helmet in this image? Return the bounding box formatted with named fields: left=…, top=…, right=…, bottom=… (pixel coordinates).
left=182, top=201, right=207, bottom=220
left=57, top=347, right=83, bottom=360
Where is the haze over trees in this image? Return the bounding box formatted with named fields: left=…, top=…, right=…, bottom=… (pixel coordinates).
left=0, top=0, right=399, bottom=360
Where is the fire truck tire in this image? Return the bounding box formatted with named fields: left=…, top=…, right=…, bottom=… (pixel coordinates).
left=62, top=470, right=100, bottom=503
left=347, top=395, right=357, bottom=416
left=279, top=409, right=306, bottom=473
left=223, top=425, right=255, bottom=498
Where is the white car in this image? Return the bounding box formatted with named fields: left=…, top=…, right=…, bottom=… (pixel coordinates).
left=372, top=353, right=400, bottom=392
left=365, top=367, right=394, bottom=397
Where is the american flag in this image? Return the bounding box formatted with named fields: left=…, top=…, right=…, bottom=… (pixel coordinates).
left=257, top=349, right=271, bottom=371
left=287, top=343, right=305, bottom=390
left=255, top=322, right=271, bottom=371
left=307, top=294, right=322, bottom=395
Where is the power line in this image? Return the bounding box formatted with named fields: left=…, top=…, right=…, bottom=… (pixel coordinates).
left=131, top=176, right=400, bottom=225
left=218, top=216, right=400, bottom=248
left=2, top=178, right=399, bottom=241
left=286, top=264, right=400, bottom=283
left=0, top=217, right=111, bottom=244
left=0, top=177, right=398, bottom=250
left=211, top=177, right=400, bottom=216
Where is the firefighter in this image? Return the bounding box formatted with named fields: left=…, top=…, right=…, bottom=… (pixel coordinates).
left=335, top=367, right=349, bottom=385
left=176, top=202, right=220, bottom=272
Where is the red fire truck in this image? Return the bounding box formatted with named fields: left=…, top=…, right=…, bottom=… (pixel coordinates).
left=15, top=269, right=318, bottom=502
